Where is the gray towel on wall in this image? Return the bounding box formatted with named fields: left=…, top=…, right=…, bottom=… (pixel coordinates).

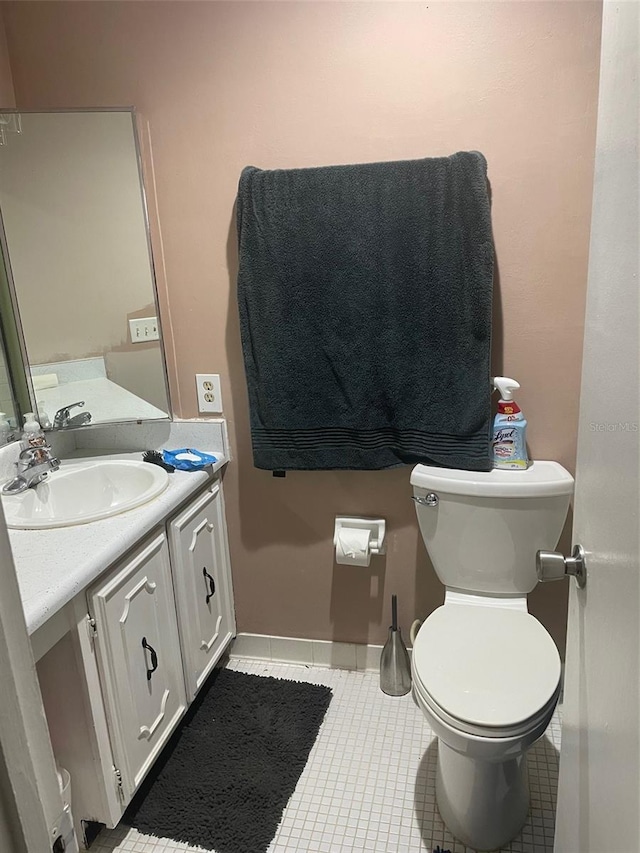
left=236, top=152, right=494, bottom=471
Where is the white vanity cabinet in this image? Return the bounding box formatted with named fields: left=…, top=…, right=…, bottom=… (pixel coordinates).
left=168, top=482, right=236, bottom=700
left=34, top=474, right=236, bottom=847
left=87, top=531, right=188, bottom=800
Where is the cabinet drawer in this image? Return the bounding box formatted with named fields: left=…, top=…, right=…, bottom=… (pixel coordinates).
left=88, top=531, right=187, bottom=799
left=169, top=482, right=236, bottom=700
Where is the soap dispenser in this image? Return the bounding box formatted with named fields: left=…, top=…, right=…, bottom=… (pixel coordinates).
left=21, top=412, right=47, bottom=450
left=491, top=377, right=529, bottom=469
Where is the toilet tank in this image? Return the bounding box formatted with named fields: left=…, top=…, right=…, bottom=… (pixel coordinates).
left=410, top=462, right=574, bottom=595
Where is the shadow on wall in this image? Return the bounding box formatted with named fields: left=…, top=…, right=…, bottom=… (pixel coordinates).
left=491, top=252, right=504, bottom=381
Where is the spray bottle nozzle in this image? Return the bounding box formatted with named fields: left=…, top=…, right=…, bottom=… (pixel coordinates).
left=492, top=376, right=520, bottom=401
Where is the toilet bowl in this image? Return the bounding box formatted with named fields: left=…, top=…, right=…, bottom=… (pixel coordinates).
left=410, top=461, right=573, bottom=851
left=411, top=598, right=561, bottom=850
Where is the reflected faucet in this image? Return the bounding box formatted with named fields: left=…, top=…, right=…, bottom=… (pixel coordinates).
left=2, top=444, right=60, bottom=494
left=53, top=401, right=92, bottom=430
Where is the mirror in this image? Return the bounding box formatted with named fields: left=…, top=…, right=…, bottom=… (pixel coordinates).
left=0, top=109, right=171, bottom=437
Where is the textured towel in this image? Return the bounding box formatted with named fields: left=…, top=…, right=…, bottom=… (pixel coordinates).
left=237, top=152, right=494, bottom=471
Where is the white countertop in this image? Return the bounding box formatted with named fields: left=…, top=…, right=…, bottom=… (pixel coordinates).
left=8, top=452, right=227, bottom=635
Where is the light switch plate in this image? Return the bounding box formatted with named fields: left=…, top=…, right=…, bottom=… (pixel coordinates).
left=196, top=374, right=223, bottom=413
left=129, top=316, right=159, bottom=343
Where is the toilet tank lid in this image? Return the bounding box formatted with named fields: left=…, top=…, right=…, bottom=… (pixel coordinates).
left=410, top=461, right=574, bottom=498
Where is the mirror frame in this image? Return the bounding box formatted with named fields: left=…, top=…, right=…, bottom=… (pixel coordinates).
left=0, top=227, right=33, bottom=434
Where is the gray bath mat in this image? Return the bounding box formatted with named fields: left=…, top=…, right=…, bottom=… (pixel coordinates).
left=124, top=668, right=332, bottom=853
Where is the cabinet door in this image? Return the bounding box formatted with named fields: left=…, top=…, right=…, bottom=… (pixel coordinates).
left=169, top=482, right=236, bottom=700
left=88, top=532, right=187, bottom=799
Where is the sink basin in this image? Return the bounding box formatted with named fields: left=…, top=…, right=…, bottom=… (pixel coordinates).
left=1, top=460, right=169, bottom=529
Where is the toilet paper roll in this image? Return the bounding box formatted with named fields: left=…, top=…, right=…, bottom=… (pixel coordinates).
left=336, top=528, right=371, bottom=567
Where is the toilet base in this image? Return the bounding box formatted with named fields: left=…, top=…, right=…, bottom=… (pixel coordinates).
left=435, top=738, right=529, bottom=851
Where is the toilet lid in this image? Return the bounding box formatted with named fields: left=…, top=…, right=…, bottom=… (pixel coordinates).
left=412, top=605, right=561, bottom=729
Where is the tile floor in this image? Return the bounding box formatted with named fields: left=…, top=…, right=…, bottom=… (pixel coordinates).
left=94, top=659, right=562, bottom=853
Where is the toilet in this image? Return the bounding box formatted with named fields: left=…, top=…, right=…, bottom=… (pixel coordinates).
left=410, top=461, right=574, bottom=851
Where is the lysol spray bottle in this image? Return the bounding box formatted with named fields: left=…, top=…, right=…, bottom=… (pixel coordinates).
left=491, top=377, right=529, bottom=469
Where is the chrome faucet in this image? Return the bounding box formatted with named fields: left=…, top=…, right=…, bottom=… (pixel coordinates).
left=2, top=444, right=61, bottom=495
left=53, top=401, right=92, bottom=430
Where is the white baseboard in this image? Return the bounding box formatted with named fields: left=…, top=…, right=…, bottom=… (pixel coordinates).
left=229, top=632, right=412, bottom=673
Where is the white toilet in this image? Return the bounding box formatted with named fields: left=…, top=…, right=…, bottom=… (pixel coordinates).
left=410, top=461, right=574, bottom=851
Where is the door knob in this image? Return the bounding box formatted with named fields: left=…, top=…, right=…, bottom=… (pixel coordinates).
left=536, top=544, right=587, bottom=588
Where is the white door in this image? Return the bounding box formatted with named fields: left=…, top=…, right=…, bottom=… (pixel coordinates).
left=554, top=3, right=639, bottom=852
left=89, top=531, right=187, bottom=800
left=169, top=483, right=236, bottom=700
left=0, top=505, right=77, bottom=853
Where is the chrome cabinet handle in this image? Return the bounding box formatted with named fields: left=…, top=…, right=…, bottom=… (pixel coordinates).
left=536, top=544, right=587, bottom=588
left=142, top=636, right=159, bottom=681
left=203, top=567, right=216, bottom=604
left=412, top=493, right=439, bottom=507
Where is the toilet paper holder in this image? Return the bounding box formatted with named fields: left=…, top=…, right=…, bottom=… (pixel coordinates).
left=333, top=517, right=386, bottom=556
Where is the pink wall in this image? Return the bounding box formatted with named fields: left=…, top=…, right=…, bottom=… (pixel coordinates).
left=2, top=1, right=602, bottom=650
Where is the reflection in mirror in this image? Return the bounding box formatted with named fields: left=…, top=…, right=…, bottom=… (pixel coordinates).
left=0, top=110, right=171, bottom=431
left=0, top=241, right=26, bottom=445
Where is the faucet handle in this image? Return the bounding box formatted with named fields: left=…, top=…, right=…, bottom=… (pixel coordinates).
left=55, top=400, right=85, bottom=416
left=18, top=444, right=57, bottom=466
left=19, top=446, right=44, bottom=461
left=53, top=401, right=86, bottom=429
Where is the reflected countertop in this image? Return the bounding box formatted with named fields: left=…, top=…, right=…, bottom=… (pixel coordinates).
left=35, top=377, right=168, bottom=425
left=7, top=451, right=227, bottom=635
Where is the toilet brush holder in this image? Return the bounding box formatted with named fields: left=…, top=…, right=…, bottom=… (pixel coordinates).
left=380, top=594, right=411, bottom=696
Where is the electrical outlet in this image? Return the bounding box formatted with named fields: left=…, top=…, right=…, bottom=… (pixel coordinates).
left=196, top=374, right=223, bottom=413
left=129, top=316, right=160, bottom=343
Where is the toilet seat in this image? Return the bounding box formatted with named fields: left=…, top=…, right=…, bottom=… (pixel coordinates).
left=412, top=604, right=561, bottom=737
left=413, top=668, right=560, bottom=739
